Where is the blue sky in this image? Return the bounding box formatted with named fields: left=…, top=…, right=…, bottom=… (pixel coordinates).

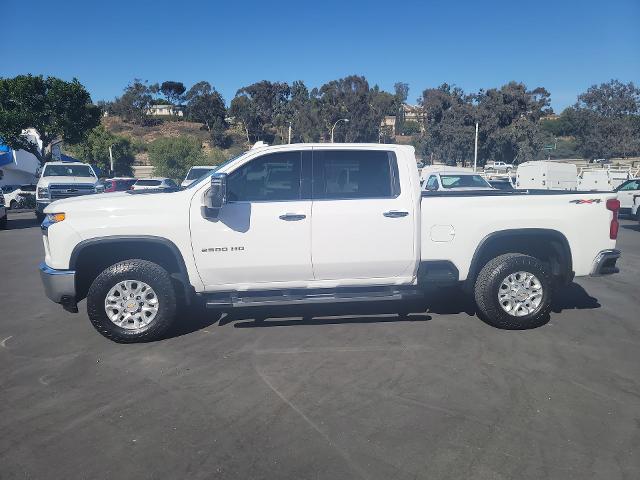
left=1, top=0, right=639, bottom=112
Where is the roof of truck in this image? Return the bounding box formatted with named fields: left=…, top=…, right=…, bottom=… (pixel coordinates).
left=250, top=143, right=415, bottom=152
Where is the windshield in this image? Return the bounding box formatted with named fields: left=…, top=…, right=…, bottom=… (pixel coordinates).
left=440, top=174, right=492, bottom=189
left=43, top=164, right=95, bottom=178
left=183, top=152, right=247, bottom=189
left=186, top=167, right=216, bottom=180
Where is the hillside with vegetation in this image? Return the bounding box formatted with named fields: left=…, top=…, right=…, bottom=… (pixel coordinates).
left=2, top=75, right=639, bottom=180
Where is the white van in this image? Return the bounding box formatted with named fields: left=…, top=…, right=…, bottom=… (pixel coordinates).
left=515, top=161, right=577, bottom=190
left=578, top=168, right=632, bottom=192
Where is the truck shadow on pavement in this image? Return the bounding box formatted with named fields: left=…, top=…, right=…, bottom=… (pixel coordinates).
left=6, top=214, right=40, bottom=230
left=167, top=283, right=599, bottom=337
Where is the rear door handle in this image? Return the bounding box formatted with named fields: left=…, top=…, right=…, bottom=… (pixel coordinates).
left=383, top=210, right=409, bottom=218
left=279, top=213, right=307, bottom=221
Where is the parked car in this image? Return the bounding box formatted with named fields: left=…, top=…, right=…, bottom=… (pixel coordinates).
left=2, top=184, right=36, bottom=209
left=0, top=191, right=7, bottom=229
left=102, top=178, right=138, bottom=193
left=488, top=179, right=515, bottom=191
left=422, top=169, right=494, bottom=191
left=181, top=166, right=217, bottom=188
left=35, top=162, right=99, bottom=222
left=591, top=158, right=611, bottom=164
left=615, top=178, right=640, bottom=216
left=39, top=143, right=621, bottom=343
left=516, top=161, right=578, bottom=191
left=485, top=161, right=514, bottom=172
left=132, top=178, right=178, bottom=191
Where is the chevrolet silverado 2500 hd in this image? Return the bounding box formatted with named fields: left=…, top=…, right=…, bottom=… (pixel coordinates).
left=39, top=144, right=621, bottom=342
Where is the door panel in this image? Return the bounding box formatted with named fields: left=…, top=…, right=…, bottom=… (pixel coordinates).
left=310, top=149, right=416, bottom=281
left=190, top=151, right=313, bottom=288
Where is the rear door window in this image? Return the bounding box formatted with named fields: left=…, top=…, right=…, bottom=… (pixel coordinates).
left=312, top=150, right=397, bottom=199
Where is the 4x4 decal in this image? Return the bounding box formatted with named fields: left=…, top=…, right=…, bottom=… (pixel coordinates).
left=569, top=199, right=602, bottom=204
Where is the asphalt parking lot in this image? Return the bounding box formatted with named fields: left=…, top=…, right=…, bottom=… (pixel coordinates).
left=1, top=211, right=639, bottom=480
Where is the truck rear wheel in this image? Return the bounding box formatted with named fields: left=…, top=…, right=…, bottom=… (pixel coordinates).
left=474, top=253, right=552, bottom=330
left=87, top=259, right=177, bottom=343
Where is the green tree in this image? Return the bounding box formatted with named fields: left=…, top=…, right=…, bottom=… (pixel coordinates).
left=160, top=81, right=186, bottom=105
left=184, top=81, right=227, bottom=132
left=475, top=83, right=551, bottom=164
left=0, top=75, right=100, bottom=163
left=148, top=136, right=205, bottom=179
left=66, top=125, right=135, bottom=176
left=316, top=75, right=385, bottom=142
left=231, top=81, right=291, bottom=142
left=564, top=80, right=640, bottom=159
left=394, top=82, right=409, bottom=134
left=417, top=84, right=476, bottom=165
left=111, top=79, right=158, bottom=125
left=540, top=109, right=574, bottom=137
left=416, top=82, right=551, bottom=165
left=288, top=80, right=322, bottom=142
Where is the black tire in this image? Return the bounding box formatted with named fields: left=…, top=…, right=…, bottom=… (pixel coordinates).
left=35, top=212, right=45, bottom=222
left=0, top=215, right=7, bottom=230
left=10, top=200, right=17, bottom=210
left=474, top=253, right=552, bottom=330
left=87, top=259, right=177, bottom=343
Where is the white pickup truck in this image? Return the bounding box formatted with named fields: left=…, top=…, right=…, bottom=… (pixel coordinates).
left=39, top=144, right=622, bottom=342
left=35, top=161, right=99, bottom=222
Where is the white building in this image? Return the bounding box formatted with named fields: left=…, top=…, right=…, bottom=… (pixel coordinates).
left=0, top=129, right=41, bottom=186
left=146, top=105, right=184, bottom=117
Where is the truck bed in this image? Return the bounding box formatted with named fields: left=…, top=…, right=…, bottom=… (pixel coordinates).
left=420, top=189, right=617, bottom=280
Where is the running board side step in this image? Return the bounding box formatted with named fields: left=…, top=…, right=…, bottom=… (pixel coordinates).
left=203, top=287, right=423, bottom=309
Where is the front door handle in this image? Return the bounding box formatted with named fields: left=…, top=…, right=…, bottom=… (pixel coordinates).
left=383, top=210, right=409, bottom=218
left=279, top=213, right=307, bottom=221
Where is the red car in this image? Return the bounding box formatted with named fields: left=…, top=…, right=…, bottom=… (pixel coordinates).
left=101, top=178, right=137, bottom=193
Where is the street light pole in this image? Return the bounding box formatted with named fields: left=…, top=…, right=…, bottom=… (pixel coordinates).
left=108, top=144, right=114, bottom=175
left=288, top=121, right=292, bottom=144
left=330, top=118, right=349, bottom=143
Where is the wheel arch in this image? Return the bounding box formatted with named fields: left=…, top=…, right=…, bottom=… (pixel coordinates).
left=70, top=236, right=192, bottom=303
left=466, top=229, right=573, bottom=287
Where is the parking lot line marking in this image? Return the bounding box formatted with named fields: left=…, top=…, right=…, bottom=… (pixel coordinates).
left=255, top=365, right=369, bottom=480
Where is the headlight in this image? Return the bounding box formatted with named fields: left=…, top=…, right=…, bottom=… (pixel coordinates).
left=37, top=187, right=49, bottom=200
left=47, top=212, right=66, bottom=223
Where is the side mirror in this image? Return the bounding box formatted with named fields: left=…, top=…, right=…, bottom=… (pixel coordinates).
left=204, top=172, right=227, bottom=219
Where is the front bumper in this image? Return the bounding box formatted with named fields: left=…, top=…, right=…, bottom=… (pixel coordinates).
left=590, top=249, right=621, bottom=276
left=39, top=262, right=77, bottom=312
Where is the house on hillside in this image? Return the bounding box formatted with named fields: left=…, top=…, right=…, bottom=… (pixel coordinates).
left=380, top=104, right=424, bottom=135
left=146, top=105, right=184, bottom=117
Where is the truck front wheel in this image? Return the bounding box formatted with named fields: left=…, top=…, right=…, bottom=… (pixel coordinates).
left=86, top=259, right=177, bottom=343
left=474, top=253, right=553, bottom=329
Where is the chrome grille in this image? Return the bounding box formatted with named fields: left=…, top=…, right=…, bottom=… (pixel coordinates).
left=49, top=184, right=96, bottom=200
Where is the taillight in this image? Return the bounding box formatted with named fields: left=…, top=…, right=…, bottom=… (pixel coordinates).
left=606, top=198, right=620, bottom=240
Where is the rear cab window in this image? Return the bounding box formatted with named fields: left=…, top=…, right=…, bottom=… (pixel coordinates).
left=312, top=150, right=399, bottom=199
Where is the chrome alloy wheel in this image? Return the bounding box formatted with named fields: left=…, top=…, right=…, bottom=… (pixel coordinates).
left=104, top=280, right=159, bottom=329
left=498, top=271, right=543, bottom=317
